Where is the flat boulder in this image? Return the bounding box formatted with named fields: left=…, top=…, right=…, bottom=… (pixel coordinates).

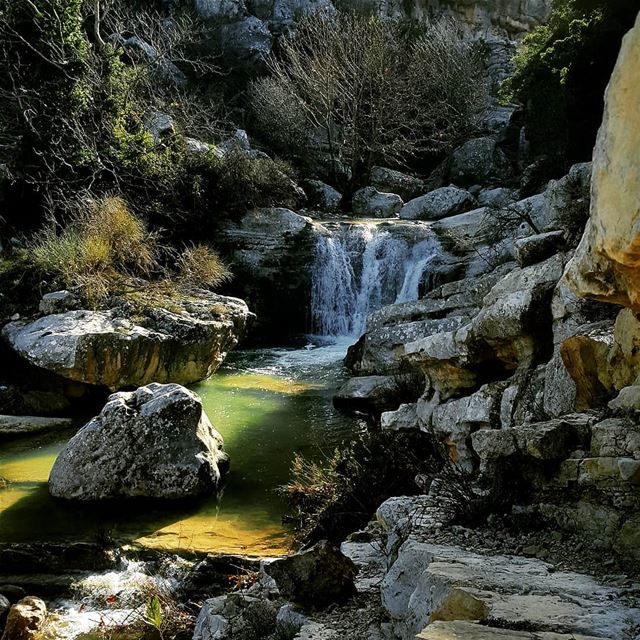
left=264, top=540, right=357, bottom=608
left=352, top=186, right=403, bottom=218
left=399, top=187, right=476, bottom=221
left=2, top=291, right=252, bottom=391
left=370, top=166, right=426, bottom=201
left=48, top=383, right=228, bottom=501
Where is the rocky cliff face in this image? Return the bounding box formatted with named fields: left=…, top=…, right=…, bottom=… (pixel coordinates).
left=566, top=12, right=640, bottom=311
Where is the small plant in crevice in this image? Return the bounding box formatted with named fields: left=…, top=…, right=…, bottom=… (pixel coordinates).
left=280, top=429, right=441, bottom=544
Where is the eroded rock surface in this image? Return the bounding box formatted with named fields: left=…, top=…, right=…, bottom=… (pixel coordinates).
left=2, top=291, right=251, bottom=391
left=49, top=383, right=228, bottom=500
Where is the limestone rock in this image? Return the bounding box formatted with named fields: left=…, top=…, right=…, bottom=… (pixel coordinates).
left=195, top=0, right=245, bottom=20
left=417, top=620, right=608, bottom=640
left=38, top=290, right=80, bottom=315
left=513, top=414, right=592, bottom=461
left=48, top=383, right=228, bottom=500
left=2, top=292, right=251, bottom=391
left=352, top=186, right=403, bottom=218
left=430, top=382, right=506, bottom=470
left=1, top=597, right=46, bottom=640
left=449, top=137, right=512, bottom=187
left=348, top=315, right=469, bottom=377
left=609, top=385, right=640, bottom=412
left=590, top=417, right=640, bottom=458
left=515, top=230, right=565, bottom=267
left=381, top=403, right=420, bottom=432
left=370, top=166, right=425, bottom=201
left=333, top=375, right=397, bottom=416
left=477, top=187, right=519, bottom=209
left=216, top=17, right=272, bottom=66
left=565, top=15, right=640, bottom=309
left=471, top=428, right=517, bottom=462
left=382, top=540, right=640, bottom=640
left=399, top=187, right=476, bottom=221
left=276, top=604, right=309, bottom=637
left=264, top=540, right=357, bottom=608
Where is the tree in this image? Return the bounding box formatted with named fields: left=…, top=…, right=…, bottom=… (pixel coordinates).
left=502, top=0, right=639, bottom=166
left=249, top=13, right=488, bottom=192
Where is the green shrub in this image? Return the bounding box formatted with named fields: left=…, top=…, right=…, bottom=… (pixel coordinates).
left=175, top=244, right=231, bottom=290
left=29, top=196, right=159, bottom=303
left=502, top=0, right=639, bottom=165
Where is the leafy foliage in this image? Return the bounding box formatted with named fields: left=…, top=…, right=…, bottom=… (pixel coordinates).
left=502, top=0, right=639, bottom=164
left=0, top=0, right=298, bottom=232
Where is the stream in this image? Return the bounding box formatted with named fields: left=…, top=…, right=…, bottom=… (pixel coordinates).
left=0, top=338, right=360, bottom=557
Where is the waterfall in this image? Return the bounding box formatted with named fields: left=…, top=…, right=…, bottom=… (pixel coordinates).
left=311, top=223, right=441, bottom=337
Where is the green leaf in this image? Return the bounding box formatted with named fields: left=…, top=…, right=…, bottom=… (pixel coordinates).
left=145, top=595, right=163, bottom=630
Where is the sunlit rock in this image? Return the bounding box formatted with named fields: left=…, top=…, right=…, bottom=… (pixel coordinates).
left=49, top=383, right=228, bottom=501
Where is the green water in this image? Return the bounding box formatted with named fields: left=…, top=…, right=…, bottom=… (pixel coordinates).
left=0, top=341, right=359, bottom=556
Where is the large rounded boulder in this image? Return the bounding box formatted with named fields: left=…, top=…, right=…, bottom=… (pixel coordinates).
left=49, top=383, right=229, bottom=501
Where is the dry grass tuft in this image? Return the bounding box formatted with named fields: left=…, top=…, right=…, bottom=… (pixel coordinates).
left=175, top=244, right=231, bottom=290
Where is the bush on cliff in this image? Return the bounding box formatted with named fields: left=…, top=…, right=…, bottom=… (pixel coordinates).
left=0, top=0, right=298, bottom=232
left=503, top=0, right=639, bottom=166
left=249, top=13, right=488, bottom=193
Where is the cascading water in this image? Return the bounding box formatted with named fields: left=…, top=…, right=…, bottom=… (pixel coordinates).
left=311, top=222, right=441, bottom=337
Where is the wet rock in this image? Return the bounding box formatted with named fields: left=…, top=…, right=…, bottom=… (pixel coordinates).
left=0, top=415, right=73, bottom=438
left=370, top=166, right=425, bottom=201
left=333, top=375, right=397, bottom=417
left=449, top=137, right=512, bottom=187
left=1, top=597, right=46, bottom=640
left=515, top=230, right=565, bottom=267
left=565, top=15, right=640, bottom=308
left=0, top=586, right=26, bottom=605
left=352, top=186, right=403, bottom=218
left=264, top=540, right=357, bottom=608
left=399, top=186, right=476, bottom=221
left=49, top=383, right=228, bottom=500
left=0, top=542, right=119, bottom=574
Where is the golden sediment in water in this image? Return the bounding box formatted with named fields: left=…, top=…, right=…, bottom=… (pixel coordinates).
left=0, top=347, right=352, bottom=555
